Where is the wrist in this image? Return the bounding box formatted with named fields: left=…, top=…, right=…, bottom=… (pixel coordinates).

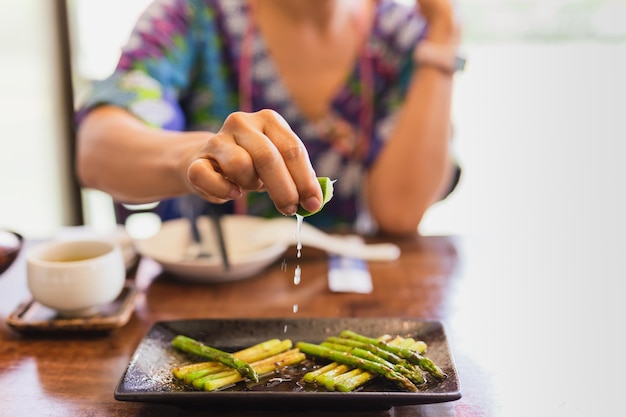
left=413, top=40, right=465, bottom=75
left=177, top=131, right=213, bottom=193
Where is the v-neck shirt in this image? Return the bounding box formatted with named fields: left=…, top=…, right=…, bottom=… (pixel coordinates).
left=77, top=0, right=427, bottom=231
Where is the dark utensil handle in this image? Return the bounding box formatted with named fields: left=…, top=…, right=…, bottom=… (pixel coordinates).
left=207, top=204, right=230, bottom=271
left=179, top=195, right=203, bottom=243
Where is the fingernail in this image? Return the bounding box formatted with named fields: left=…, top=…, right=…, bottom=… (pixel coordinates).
left=228, top=187, right=242, bottom=200
left=281, top=204, right=298, bottom=216
left=301, top=196, right=321, bottom=213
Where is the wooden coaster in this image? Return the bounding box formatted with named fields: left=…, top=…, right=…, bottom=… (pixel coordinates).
left=6, top=282, right=137, bottom=334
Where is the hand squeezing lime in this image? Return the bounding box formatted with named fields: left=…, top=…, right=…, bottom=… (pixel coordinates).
left=296, top=177, right=335, bottom=217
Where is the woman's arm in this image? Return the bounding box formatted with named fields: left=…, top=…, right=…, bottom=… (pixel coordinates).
left=366, top=0, right=460, bottom=234
left=77, top=106, right=323, bottom=216
left=76, top=105, right=206, bottom=204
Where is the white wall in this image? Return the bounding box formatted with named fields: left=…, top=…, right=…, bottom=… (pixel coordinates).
left=0, top=0, right=77, bottom=239
left=421, top=41, right=626, bottom=238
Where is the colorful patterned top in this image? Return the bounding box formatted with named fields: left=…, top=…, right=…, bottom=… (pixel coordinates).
left=77, top=0, right=431, bottom=232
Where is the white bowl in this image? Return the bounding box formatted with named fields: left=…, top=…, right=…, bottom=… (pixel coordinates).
left=134, top=215, right=289, bottom=283
left=53, top=225, right=138, bottom=270
left=26, top=239, right=126, bottom=317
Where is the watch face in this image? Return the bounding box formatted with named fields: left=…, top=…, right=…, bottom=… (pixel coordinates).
left=454, top=55, right=466, bottom=72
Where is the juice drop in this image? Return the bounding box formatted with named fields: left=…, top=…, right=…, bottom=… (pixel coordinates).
left=293, top=265, right=301, bottom=285
left=295, top=214, right=303, bottom=258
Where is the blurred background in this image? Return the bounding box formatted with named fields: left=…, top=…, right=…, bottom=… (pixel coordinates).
left=1, top=0, right=625, bottom=240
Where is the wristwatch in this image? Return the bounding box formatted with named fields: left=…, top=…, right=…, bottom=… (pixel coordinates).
left=413, top=40, right=466, bottom=75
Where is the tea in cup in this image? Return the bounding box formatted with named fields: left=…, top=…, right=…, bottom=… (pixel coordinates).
left=26, top=239, right=126, bottom=317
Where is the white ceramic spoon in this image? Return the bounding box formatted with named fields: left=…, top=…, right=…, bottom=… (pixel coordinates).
left=244, top=216, right=401, bottom=261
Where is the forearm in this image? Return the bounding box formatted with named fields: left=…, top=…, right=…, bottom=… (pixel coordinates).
left=76, top=106, right=206, bottom=203
left=366, top=16, right=459, bottom=234
left=366, top=68, right=454, bottom=234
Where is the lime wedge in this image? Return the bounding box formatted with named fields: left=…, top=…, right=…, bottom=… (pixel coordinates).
left=296, top=177, right=335, bottom=217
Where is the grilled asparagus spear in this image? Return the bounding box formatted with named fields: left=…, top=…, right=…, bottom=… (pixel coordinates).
left=172, top=335, right=259, bottom=382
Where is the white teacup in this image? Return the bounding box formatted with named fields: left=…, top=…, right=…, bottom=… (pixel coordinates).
left=26, top=239, right=126, bottom=317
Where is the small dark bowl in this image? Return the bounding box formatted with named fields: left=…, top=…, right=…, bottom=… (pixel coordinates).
left=0, top=229, right=23, bottom=275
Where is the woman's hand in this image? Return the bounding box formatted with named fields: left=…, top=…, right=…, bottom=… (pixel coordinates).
left=187, top=109, right=323, bottom=216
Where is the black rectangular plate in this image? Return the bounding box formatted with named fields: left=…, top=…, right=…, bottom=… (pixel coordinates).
left=114, top=318, right=461, bottom=410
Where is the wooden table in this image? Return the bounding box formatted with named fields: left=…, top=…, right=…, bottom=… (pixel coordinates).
left=0, top=233, right=619, bottom=416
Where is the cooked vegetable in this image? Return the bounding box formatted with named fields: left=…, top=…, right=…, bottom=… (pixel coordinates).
left=335, top=369, right=372, bottom=392
left=314, top=363, right=352, bottom=391
left=170, top=330, right=444, bottom=393
left=302, top=362, right=340, bottom=383
left=340, top=330, right=446, bottom=380
left=296, top=341, right=418, bottom=392
left=300, top=335, right=434, bottom=392
left=321, top=341, right=425, bottom=385
left=198, top=348, right=306, bottom=391
left=325, top=368, right=364, bottom=392
left=323, top=336, right=425, bottom=384
left=172, top=335, right=259, bottom=382
left=173, top=339, right=292, bottom=385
